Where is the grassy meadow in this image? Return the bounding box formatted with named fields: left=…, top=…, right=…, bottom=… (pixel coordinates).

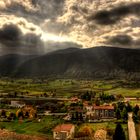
left=0, top=79, right=139, bottom=98
left=0, top=116, right=63, bottom=138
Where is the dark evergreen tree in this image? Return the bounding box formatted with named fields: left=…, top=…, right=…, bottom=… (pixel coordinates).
left=117, top=102, right=125, bottom=111
left=75, top=111, right=79, bottom=121
left=113, top=123, right=126, bottom=140
left=95, top=99, right=100, bottom=106
left=121, top=108, right=128, bottom=121
left=115, top=108, right=121, bottom=120
left=81, top=91, right=92, bottom=101
left=137, top=110, right=140, bottom=122
left=71, top=113, right=75, bottom=120
left=133, top=105, right=139, bottom=115
left=9, top=112, right=16, bottom=120
left=14, top=91, right=18, bottom=97
left=18, top=111, right=23, bottom=118
left=126, top=103, right=132, bottom=112
left=79, top=112, right=83, bottom=121
left=25, top=111, right=29, bottom=118
left=1, top=110, right=6, bottom=118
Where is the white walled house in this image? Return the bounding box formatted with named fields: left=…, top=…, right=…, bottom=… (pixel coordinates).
left=10, top=101, right=25, bottom=108
left=53, top=124, right=75, bottom=140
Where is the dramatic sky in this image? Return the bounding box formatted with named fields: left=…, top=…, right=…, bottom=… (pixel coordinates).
left=0, top=0, right=140, bottom=54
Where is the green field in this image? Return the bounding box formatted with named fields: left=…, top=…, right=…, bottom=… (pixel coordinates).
left=0, top=116, right=63, bottom=138
left=106, top=88, right=140, bottom=97
left=0, top=118, right=128, bottom=139
left=0, top=79, right=139, bottom=97
left=0, top=79, right=139, bottom=139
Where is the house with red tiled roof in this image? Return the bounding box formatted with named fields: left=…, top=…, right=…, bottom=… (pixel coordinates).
left=53, top=124, right=75, bottom=140
left=86, top=105, right=115, bottom=120
left=70, top=96, right=80, bottom=103
left=93, top=105, right=115, bottom=119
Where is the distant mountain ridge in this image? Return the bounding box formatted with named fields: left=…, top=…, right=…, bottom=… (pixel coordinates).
left=0, top=47, right=139, bottom=79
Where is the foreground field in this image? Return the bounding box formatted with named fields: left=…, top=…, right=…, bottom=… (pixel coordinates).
left=0, top=129, right=47, bottom=140
left=0, top=116, right=63, bottom=138
left=0, top=118, right=128, bottom=139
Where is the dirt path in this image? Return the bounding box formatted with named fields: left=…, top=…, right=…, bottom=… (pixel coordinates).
left=128, top=113, right=137, bottom=140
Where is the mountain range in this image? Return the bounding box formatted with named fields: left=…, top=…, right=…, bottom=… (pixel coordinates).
left=0, top=47, right=140, bottom=79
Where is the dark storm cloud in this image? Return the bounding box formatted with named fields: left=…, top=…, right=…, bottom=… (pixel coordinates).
left=32, top=0, right=65, bottom=21
left=108, top=35, right=133, bottom=46
left=31, top=0, right=38, bottom=6
left=0, top=24, right=43, bottom=48
left=0, top=0, right=65, bottom=24
left=108, top=34, right=140, bottom=47
left=1, top=0, right=140, bottom=50
left=0, top=24, right=21, bottom=41
left=0, top=6, right=38, bottom=24
left=0, top=23, right=81, bottom=54
left=89, top=2, right=140, bottom=25
left=0, top=24, right=22, bottom=47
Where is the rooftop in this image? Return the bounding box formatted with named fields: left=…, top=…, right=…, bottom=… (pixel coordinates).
left=53, top=124, right=74, bottom=132
left=93, top=105, right=114, bottom=110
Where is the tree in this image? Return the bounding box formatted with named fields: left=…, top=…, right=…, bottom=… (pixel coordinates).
left=1, top=110, right=6, bottom=118
left=81, top=91, right=92, bottom=101
left=79, top=125, right=93, bottom=137
left=71, top=113, right=75, bottom=120
left=133, top=105, right=139, bottom=115
left=95, top=99, right=100, bottom=106
left=18, top=111, right=24, bottom=118
left=91, top=91, right=96, bottom=98
left=115, top=108, right=121, bottom=120
left=133, top=105, right=140, bottom=123
left=117, top=102, right=125, bottom=111
left=113, top=123, right=126, bottom=140
left=14, top=91, right=18, bottom=97
left=126, top=103, right=132, bottom=112
left=25, top=111, right=29, bottom=118
left=121, top=108, right=128, bottom=121
left=137, top=110, right=140, bottom=122
left=79, top=112, right=83, bottom=121
left=44, top=93, right=48, bottom=97
left=9, top=112, right=16, bottom=120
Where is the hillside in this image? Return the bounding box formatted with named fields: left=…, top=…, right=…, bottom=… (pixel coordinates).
left=0, top=54, right=37, bottom=76
left=13, top=47, right=140, bottom=79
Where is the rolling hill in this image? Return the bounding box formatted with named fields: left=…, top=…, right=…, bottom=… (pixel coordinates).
left=12, top=47, right=140, bottom=79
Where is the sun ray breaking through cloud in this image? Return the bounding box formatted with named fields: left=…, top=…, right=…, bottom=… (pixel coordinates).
left=0, top=0, right=140, bottom=54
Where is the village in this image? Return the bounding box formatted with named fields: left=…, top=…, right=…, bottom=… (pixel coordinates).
left=0, top=80, right=140, bottom=140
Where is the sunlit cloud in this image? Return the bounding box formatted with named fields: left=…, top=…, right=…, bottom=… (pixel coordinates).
left=0, top=0, right=140, bottom=54
left=41, top=33, right=71, bottom=43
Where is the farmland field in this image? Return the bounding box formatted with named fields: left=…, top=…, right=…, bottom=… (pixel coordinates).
left=0, top=79, right=139, bottom=97
left=0, top=78, right=139, bottom=139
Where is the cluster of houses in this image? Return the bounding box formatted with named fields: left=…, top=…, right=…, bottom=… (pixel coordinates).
left=1, top=95, right=117, bottom=140
left=53, top=101, right=115, bottom=139
left=67, top=97, right=115, bottom=121
left=52, top=124, right=108, bottom=140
